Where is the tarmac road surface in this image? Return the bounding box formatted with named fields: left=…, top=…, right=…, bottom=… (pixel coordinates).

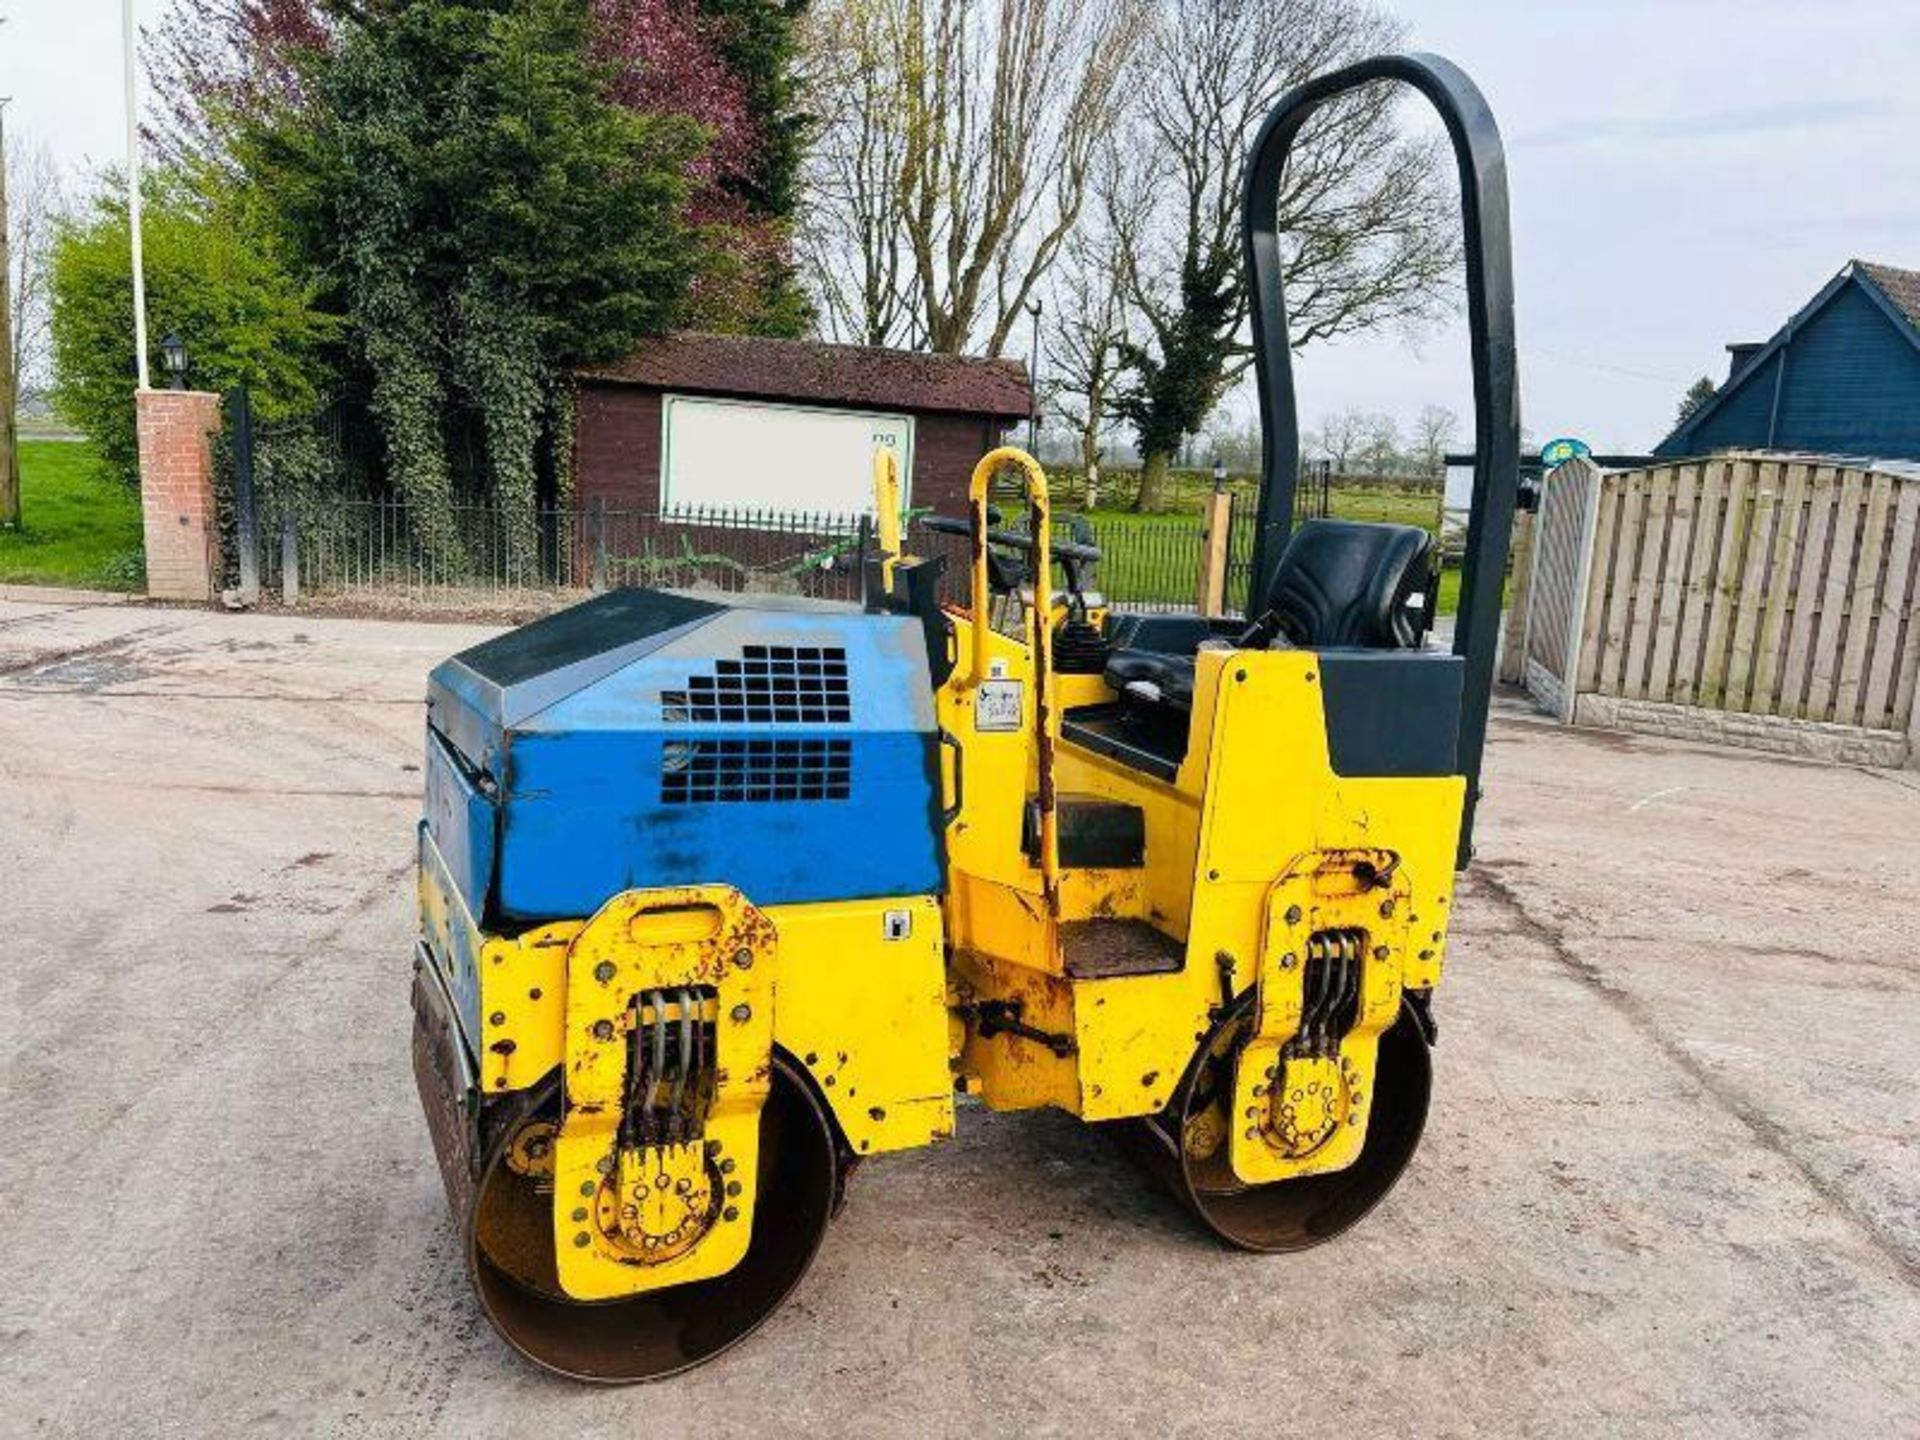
left=2, top=590, right=1916, bottom=1437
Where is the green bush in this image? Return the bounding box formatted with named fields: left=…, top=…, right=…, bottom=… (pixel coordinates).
left=48, top=170, right=336, bottom=484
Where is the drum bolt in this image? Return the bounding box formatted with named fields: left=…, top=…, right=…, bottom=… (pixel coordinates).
left=572, top=1232, right=591, bottom=1248
left=595, top=1157, right=614, bottom=1175
left=733, top=948, right=754, bottom=969
left=1244, top=1128, right=1258, bottom=1140
left=724, top=1206, right=740, bottom=1222
left=1252, top=1084, right=1266, bottom=1096
left=708, top=1140, right=724, bottom=1156
left=570, top=1207, right=588, bottom=1223
left=592, top=1020, right=614, bottom=1041
left=675, top=1178, right=691, bottom=1194
left=1378, top=900, right=1395, bottom=919
left=720, top=1158, right=736, bottom=1174
left=1373, top=945, right=1390, bottom=961
left=1284, top=905, right=1302, bottom=925
left=593, top=961, right=616, bottom=983
left=488, top=1011, right=505, bottom=1026
left=656, top=1174, right=671, bottom=1190
left=1244, top=1105, right=1258, bottom=1119
left=731, top=1003, right=752, bottom=1023
left=726, top=1181, right=742, bottom=1197
left=580, top=1180, right=596, bottom=1196
left=1279, top=952, right=1296, bottom=970
left=1265, top=1065, right=1278, bottom=1080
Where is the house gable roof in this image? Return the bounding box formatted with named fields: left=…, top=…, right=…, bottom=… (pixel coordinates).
left=1857, top=261, right=1920, bottom=339
left=1659, top=260, right=1920, bottom=454
left=578, top=333, right=1034, bottom=420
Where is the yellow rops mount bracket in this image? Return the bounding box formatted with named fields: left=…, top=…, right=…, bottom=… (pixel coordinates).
left=552, top=886, right=778, bottom=1300
left=1229, top=850, right=1413, bottom=1185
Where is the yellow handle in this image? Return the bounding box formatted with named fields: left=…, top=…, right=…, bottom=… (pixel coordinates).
left=871, top=447, right=903, bottom=593
left=964, top=447, right=1058, bottom=900
left=965, top=447, right=1051, bottom=688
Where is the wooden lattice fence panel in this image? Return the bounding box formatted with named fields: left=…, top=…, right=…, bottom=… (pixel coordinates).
left=1554, top=455, right=1920, bottom=733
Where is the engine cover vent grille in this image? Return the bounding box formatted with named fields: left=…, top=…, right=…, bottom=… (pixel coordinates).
left=662, top=645, right=851, bottom=725
left=661, top=737, right=852, bottom=804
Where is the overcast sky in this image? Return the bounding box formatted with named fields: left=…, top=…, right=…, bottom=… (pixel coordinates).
left=4, top=0, right=1916, bottom=453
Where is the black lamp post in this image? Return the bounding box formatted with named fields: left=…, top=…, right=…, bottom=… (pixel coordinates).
left=1212, top=456, right=1227, bottom=491
left=161, top=332, right=188, bottom=390
left=1026, top=299, right=1042, bottom=452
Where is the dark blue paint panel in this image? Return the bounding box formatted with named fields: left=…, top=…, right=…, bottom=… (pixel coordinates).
left=423, top=726, right=496, bottom=916
left=496, top=728, right=941, bottom=918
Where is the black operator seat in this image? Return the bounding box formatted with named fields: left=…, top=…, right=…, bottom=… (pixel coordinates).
left=1103, top=520, right=1435, bottom=709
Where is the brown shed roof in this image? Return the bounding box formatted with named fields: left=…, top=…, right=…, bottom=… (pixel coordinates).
left=578, top=333, right=1034, bottom=420
left=1858, top=261, right=1920, bottom=334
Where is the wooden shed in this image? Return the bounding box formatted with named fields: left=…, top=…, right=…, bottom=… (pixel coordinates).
left=573, top=334, right=1033, bottom=520
left=1518, top=454, right=1920, bottom=766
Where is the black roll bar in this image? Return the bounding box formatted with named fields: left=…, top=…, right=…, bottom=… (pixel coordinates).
left=1240, top=52, right=1520, bottom=869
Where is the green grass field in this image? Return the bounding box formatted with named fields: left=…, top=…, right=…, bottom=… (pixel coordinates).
left=1076, top=482, right=1460, bottom=615
left=0, top=441, right=146, bottom=590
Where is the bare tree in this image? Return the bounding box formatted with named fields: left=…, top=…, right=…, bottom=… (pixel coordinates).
left=6, top=125, right=62, bottom=405
left=1110, top=0, right=1458, bottom=511
left=4, top=116, right=65, bottom=526
left=1201, top=406, right=1260, bottom=471
left=1355, top=411, right=1401, bottom=474
left=1045, top=197, right=1132, bottom=503
left=801, top=0, right=1146, bottom=357
left=797, top=0, right=918, bottom=347
left=1309, top=407, right=1371, bottom=472
left=1410, top=403, right=1458, bottom=477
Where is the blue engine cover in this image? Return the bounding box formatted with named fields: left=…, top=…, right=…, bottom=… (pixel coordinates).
left=424, top=588, right=944, bottom=923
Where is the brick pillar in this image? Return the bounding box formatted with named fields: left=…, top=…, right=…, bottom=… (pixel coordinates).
left=136, top=389, right=224, bottom=601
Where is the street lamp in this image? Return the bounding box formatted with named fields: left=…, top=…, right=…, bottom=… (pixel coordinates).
left=1026, top=299, right=1043, bottom=453
left=1212, top=456, right=1227, bottom=491
left=161, top=333, right=187, bottom=390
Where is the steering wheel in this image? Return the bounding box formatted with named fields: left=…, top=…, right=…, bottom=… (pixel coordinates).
left=920, top=513, right=1102, bottom=564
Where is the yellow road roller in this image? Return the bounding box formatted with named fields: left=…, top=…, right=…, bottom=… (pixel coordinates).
left=410, top=50, right=1520, bottom=1381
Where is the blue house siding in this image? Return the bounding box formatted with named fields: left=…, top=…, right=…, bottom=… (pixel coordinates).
left=1657, top=265, right=1920, bottom=461
left=1682, top=352, right=1781, bottom=453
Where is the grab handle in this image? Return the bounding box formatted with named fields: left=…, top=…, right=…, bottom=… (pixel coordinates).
left=939, top=727, right=964, bottom=827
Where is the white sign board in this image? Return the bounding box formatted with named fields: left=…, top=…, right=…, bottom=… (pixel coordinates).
left=660, top=395, right=914, bottom=517
left=974, top=679, right=1023, bottom=732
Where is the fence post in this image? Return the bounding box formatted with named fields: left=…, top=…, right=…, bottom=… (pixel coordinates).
left=1197, top=484, right=1233, bottom=615
left=1498, top=505, right=1535, bottom=684
left=228, top=387, right=261, bottom=605
left=589, top=495, right=608, bottom=592
left=280, top=507, right=299, bottom=606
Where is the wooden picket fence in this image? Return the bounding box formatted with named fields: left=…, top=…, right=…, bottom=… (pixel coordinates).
left=1521, top=454, right=1920, bottom=757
